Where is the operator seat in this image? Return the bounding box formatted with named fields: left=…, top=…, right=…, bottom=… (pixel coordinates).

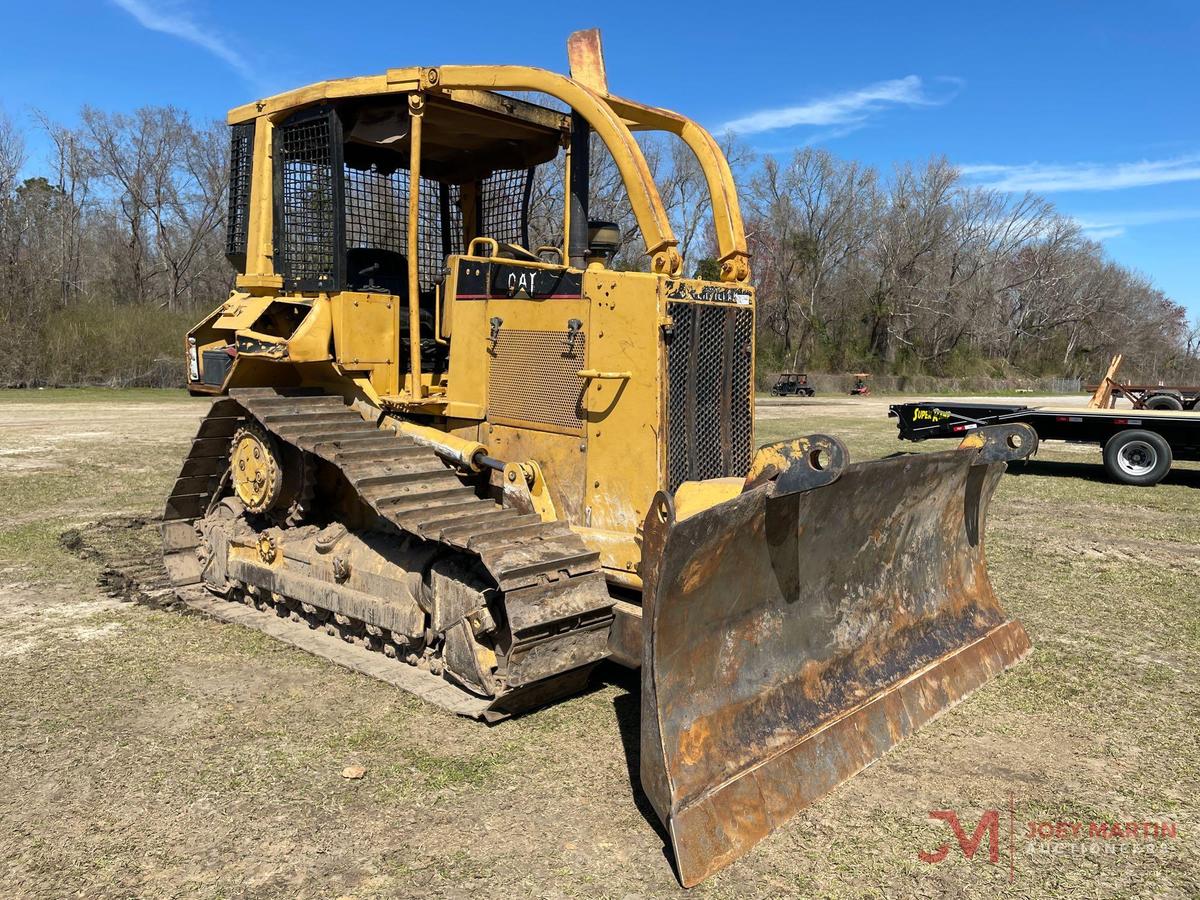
left=346, top=247, right=408, bottom=295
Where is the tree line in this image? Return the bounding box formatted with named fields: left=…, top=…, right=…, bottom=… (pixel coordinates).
left=739, top=150, right=1199, bottom=381
left=1, top=103, right=1196, bottom=387
left=0, top=106, right=227, bottom=386
left=566, top=137, right=1199, bottom=383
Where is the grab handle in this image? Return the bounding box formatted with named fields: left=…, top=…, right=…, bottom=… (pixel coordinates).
left=578, top=369, right=632, bottom=380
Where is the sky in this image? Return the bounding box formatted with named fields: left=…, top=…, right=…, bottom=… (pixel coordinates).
left=2, top=0, right=1198, bottom=317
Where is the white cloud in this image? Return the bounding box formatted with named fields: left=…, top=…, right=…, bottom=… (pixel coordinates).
left=110, top=0, right=256, bottom=83
left=1074, top=208, right=1200, bottom=229
left=1072, top=208, right=1200, bottom=241
left=720, top=76, right=955, bottom=136
left=1079, top=226, right=1126, bottom=241
left=799, top=123, right=868, bottom=147
left=960, top=156, right=1200, bottom=193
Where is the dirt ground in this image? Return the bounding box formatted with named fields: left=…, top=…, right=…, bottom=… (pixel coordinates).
left=1, top=388, right=1197, bottom=899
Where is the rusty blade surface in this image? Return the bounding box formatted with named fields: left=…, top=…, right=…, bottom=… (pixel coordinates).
left=640, top=438, right=1032, bottom=887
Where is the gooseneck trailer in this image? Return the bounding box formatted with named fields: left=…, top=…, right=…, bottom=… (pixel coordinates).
left=890, top=401, right=1200, bottom=486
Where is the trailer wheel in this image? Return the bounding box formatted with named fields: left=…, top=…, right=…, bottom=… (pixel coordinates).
left=1144, top=394, right=1183, bottom=411
left=1103, top=430, right=1172, bottom=485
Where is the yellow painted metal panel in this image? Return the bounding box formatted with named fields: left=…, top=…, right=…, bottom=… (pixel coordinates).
left=285, top=296, right=333, bottom=363
left=673, top=478, right=743, bottom=521
left=213, top=294, right=273, bottom=330
left=574, top=525, right=642, bottom=584
left=332, top=292, right=399, bottom=368
left=582, top=270, right=663, bottom=570
left=246, top=118, right=275, bottom=278
left=235, top=274, right=283, bottom=292
left=487, top=424, right=586, bottom=526
left=444, top=258, right=490, bottom=411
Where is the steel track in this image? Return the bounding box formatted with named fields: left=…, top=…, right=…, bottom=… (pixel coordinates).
left=161, top=388, right=614, bottom=720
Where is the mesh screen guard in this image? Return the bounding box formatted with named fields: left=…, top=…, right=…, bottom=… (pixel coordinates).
left=343, top=166, right=464, bottom=290
left=275, top=104, right=537, bottom=292
left=665, top=301, right=754, bottom=491
left=275, top=108, right=343, bottom=290
left=225, top=122, right=254, bottom=266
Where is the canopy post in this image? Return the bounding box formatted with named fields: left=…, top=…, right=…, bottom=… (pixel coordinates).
left=406, top=93, right=426, bottom=398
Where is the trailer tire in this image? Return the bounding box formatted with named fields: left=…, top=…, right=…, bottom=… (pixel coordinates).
left=1103, top=430, right=1172, bottom=486
left=1144, top=394, right=1183, bottom=411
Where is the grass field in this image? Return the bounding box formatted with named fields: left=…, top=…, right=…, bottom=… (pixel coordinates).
left=1, top=388, right=1197, bottom=899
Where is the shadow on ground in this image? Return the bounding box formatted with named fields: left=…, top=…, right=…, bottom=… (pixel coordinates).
left=603, top=665, right=675, bottom=857
left=1008, top=458, right=1200, bottom=488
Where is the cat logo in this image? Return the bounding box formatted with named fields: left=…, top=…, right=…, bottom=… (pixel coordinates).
left=506, top=270, right=538, bottom=298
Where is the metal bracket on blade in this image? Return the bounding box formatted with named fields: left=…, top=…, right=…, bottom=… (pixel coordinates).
left=743, top=434, right=849, bottom=496
left=642, top=491, right=677, bottom=582
left=958, top=423, right=1038, bottom=465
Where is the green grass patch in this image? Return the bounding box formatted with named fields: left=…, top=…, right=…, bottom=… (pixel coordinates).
left=0, top=518, right=88, bottom=582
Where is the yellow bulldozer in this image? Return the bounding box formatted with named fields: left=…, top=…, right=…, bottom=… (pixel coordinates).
left=162, top=31, right=1036, bottom=886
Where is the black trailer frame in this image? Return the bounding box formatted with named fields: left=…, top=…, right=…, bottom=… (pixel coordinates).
left=890, top=401, right=1200, bottom=486
left=1081, top=382, right=1200, bottom=411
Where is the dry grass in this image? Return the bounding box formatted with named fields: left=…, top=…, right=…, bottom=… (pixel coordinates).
left=0, top=389, right=1196, bottom=898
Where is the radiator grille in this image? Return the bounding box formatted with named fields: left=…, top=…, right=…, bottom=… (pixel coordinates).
left=666, top=302, right=753, bottom=492
left=731, top=308, right=754, bottom=461
left=489, top=330, right=587, bottom=432
left=225, top=122, right=254, bottom=266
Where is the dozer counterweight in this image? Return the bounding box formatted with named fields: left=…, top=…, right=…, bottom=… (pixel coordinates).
left=163, top=30, right=1035, bottom=885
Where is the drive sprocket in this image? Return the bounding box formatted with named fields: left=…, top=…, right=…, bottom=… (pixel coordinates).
left=229, top=423, right=284, bottom=514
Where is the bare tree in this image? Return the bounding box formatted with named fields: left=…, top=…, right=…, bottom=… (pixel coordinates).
left=32, top=112, right=91, bottom=306
left=3, top=101, right=1196, bottom=388
left=75, top=107, right=229, bottom=309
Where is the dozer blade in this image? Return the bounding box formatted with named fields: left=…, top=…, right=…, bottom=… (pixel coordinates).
left=639, top=425, right=1037, bottom=887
